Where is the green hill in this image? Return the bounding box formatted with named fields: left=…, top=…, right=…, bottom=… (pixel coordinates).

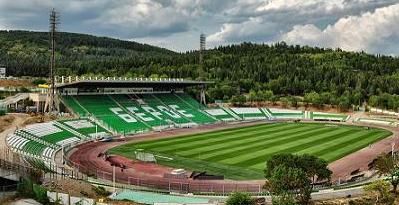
left=0, top=30, right=176, bottom=76
left=1, top=30, right=399, bottom=110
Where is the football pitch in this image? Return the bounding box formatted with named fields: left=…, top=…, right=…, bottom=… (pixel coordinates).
left=110, top=122, right=392, bottom=180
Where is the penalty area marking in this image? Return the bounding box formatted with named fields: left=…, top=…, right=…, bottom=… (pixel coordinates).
left=135, top=149, right=174, bottom=161
left=324, top=124, right=338, bottom=127
left=154, top=155, right=173, bottom=161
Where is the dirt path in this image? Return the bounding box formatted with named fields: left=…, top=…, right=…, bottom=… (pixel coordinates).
left=0, top=114, right=29, bottom=158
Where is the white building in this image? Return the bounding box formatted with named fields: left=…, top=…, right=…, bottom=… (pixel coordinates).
left=0, top=67, right=6, bottom=78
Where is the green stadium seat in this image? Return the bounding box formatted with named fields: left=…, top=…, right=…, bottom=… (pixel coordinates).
left=267, top=108, right=305, bottom=119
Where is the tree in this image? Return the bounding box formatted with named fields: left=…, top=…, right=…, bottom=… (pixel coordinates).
left=364, top=180, right=395, bottom=205
left=281, top=97, right=289, bottom=108
left=248, top=90, right=258, bottom=102
left=289, top=96, right=299, bottom=109
left=304, top=92, right=321, bottom=107
left=299, top=154, right=332, bottom=187
left=375, top=154, right=399, bottom=193
left=338, top=95, right=351, bottom=111
left=265, top=154, right=332, bottom=205
left=5, top=31, right=399, bottom=106
left=225, top=192, right=255, bottom=205
left=267, top=165, right=311, bottom=205
left=262, top=90, right=274, bottom=101
left=265, top=154, right=332, bottom=185
left=231, top=95, right=247, bottom=106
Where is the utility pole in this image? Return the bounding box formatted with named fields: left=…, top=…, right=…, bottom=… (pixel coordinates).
left=44, top=8, right=60, bottom=113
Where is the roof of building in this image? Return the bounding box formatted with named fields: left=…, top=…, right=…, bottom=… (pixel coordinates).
left=55, top=76, right=212, bottom=89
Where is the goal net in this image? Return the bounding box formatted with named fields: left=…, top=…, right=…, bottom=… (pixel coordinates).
left=135, top=151, right=157, bottom=163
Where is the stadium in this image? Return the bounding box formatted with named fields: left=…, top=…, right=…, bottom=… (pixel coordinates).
left=4, top=75, right=397, bottom=194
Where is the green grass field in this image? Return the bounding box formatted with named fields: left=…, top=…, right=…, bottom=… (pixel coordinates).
left=110, top=122, right=392, bottom=180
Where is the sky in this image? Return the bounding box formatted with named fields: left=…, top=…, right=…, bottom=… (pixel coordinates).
left=1, top=0, right=399, bottom=54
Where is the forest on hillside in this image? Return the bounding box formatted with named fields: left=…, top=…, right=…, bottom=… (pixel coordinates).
left=1, top=30, right=399, bottom=111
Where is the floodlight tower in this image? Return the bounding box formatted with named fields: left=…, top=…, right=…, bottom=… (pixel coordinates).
left=199, top=33, right=206, bottom=65
left=44, top=8, right=60, bottom=113
left=199, top=34, right=207, bottom=105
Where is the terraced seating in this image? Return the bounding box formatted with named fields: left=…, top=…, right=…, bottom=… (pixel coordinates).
left=155, top=93, right=216, bottom=124
left=110, top=95, right=172, bottom=129
left=355, top=118, right=398, bottom=127
left=204, top=108, right=237, bottom=121
left=266, top=108, right=305, bottom=119
left=139, top=94, right=194, bottom=126
left=311, top=112, right=350, bottom=122
left=62, top=95, right=88, bottom=116
left=63, top=93, right=356, bottom=135
left=175, top=93, right=205, bottom=109
left=20, top=141, right=47, bottom=158
left=58, top=119, right=109, bottom=138
left=66, top=93, right=222, bottom=132
left=8, top=137, right=67, bottom=170
left=7, top=118, right=105, bottom=170
left=229, top=107, right=267, bottom=120
left=24, top=122, right=62, bottom=137
left=6, top=134, right=30, bottom=151
left=21, top=122, right=80, bottom=145
left=73, top=95, right=150, bottom=134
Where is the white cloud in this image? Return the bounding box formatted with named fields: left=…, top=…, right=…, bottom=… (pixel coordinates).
left=208, top=0, right=398, bottom=49
left=90, top=0, right=201, bottom=37
left=255, top=0, right=393, bottom=14
left=0, top=0, right=399, bottom=53
left=208, top=17, right=277, bottom=44
left=0, top=0, right=52, bottom=10
left=282, top=3, right=399, bottom=53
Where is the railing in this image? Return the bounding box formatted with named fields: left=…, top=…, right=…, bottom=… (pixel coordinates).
left=63, top=151, right=263, bottom=195
left=0, top=158, right=42, bottom=181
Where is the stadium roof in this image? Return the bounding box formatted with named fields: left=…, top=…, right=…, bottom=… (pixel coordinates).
left=55, top=76, right=212, bottom=89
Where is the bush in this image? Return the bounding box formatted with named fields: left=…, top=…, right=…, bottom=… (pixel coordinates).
left=272, top=193, right=296, bottom=205
left=19, top=87, right=30, bottom=92
left=92, top=186, right=111, bottom=197
left=80, top=190, right=89, bottom=197
left=364, top=180, right=395, bottom=205
left=32, top=79, right=47, bottom=85
left=17, top=178, right=50, bottom=204
left=33, top=184, right=50, bottom=204
left=226, top=192, right=255, bottom=205
left=17, top=178, right=34, bottom=198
